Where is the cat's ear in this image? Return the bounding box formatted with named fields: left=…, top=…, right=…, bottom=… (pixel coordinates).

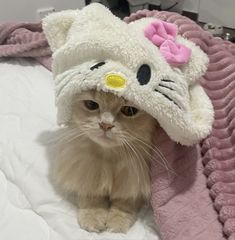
left=42, top=10, right=79, bottom=52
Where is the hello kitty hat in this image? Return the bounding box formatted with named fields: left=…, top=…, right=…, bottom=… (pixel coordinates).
left=42, top=3, right=214, bottom=146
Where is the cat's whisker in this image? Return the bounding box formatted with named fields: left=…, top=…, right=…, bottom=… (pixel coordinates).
left=122, top=139, right=142, bottom=184
left=126, top=136, right=171, bottom=175
left=125, top=139, right=150, bottom=179
left=120, top=140, right=133, bottom=173
left=60, top=133, right=85, bottom=143
left=125, top=132, right=168, bottom=164
left=121, top=132, right=176, bottom=175
left=56, top=127, right=86, bottom=143
left=48, top=128, right=80, bottom=143
left=79, top=124, right=100, bottom=134
left=137, top=143, right=175, bottom=178
left=122, top=135, right=148, bottom=165
left=121, top=138, right=143, bottom=184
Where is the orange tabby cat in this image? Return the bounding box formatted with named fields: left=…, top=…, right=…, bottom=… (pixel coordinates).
left=53, top=90, right=156, bottom=233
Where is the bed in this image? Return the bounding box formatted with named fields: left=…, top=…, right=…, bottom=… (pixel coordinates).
left=0, top=58, right=160, bottom=240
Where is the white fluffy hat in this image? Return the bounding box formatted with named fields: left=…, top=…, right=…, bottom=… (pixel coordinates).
left=42, top=3, right=214, bottom=146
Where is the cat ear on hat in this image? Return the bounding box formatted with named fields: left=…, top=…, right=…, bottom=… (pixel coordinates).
left=42, top=10, right=79, bottom=52
left=176, top=36, right=209, bottom=85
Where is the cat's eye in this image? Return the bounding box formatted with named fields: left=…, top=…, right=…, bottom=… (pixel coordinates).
left=84, top=100, right=99, bottom=111
left=121, top=106, right=139, bottom=117
left=137, top=64, right=151, bottom=85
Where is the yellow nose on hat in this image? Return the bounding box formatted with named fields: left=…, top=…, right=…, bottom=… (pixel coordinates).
left=105, top=74, right=126, bottom=89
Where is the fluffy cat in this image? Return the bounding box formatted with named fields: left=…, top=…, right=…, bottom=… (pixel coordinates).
left=53, top=90, right=156, bottom=233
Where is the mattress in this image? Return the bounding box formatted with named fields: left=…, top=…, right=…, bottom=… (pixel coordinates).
left=0, top=58, right=160, bottom=240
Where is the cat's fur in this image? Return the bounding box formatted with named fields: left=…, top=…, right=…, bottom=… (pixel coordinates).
left=53, top=90, right=156, bottom=233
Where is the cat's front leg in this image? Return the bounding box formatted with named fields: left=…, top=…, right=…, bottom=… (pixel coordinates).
left=77, top=195, right=109, bottom=232
left=106, top=198, right=143, bottom=233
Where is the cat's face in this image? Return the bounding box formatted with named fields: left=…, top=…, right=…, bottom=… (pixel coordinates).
left=71, top=90, right=156, bottom=148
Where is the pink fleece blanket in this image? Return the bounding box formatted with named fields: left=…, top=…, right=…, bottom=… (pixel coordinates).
left=0, top=22, right=52, bottom=69
left=125, top=10, right=235, bottom=240
left=1, top=10, right=235, bottom=240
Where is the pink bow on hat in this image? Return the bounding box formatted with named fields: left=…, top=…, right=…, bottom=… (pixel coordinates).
left=144, top=20, right=191, bottom=66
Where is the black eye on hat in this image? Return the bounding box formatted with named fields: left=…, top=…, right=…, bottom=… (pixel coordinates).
left=90, top=62, right=105, bottom=70
left=137, top=64, right=151, bottom=85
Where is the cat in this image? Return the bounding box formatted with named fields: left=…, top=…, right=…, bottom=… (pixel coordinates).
left=53, top=89, right=156, bottom=233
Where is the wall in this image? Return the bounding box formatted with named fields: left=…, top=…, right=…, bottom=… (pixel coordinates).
left=183, top=0, right=200, bottom=13
left=159, top=0, right=200, bottom=14
left=0, top=0, right=85, bottom=22
left=0, top=0, right=199, bottom=22
left=199, top=0, right=235, bottom=28
left=1, top=0, right=234, bottom=28
left=0, top=0, right=200, bottom=22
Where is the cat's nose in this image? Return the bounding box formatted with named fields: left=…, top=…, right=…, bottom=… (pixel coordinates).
left=99, top=122, right=114, bottom=131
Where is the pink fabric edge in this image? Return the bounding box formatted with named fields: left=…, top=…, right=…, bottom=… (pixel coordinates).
left=0, top=22, right=52, bottom=70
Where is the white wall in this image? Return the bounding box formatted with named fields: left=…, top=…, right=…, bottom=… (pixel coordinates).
left=0, top=0, right=85, bottom=22
left=1, top=0, right=234, bottom=28
left=160, top=0, right=200, bottom=14
left=0, top=0, right=201, bottom=22
left=183, top=0, right=200, bottom=13
left=199, top=0, right=235, bottom=28
left=161, top=0, right=201, bottom=13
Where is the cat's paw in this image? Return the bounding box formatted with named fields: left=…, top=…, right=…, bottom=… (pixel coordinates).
left=78, top=208, right=108, bottom=232
left=106, top=208, right=136, bottom=233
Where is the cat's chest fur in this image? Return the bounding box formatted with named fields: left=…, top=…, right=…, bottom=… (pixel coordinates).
left=55, top=138, right=151, bottom=200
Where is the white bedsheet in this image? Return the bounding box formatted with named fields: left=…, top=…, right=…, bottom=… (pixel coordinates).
left=0, top=58, right=159, bottom=240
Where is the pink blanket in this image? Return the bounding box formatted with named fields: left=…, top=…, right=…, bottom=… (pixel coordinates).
left=1, top=10, right=235, bottom=240
left=0, top=22, right=52, bottom=69
left=125, top=10, right=235, bottom=240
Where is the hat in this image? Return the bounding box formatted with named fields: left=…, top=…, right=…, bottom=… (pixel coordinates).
left=42, top=3, right=214, bottom=146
